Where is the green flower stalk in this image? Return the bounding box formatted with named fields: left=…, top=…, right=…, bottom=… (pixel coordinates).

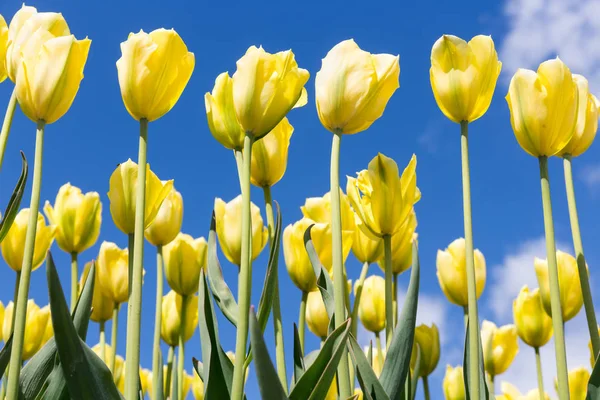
left=152, top=245, right=165, bottom=398
left=0, top=90, right=17, bottom=172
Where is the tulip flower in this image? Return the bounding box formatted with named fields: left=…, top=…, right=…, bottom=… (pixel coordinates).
left=443, top=365, right=466, bottom=400
left=205, top=72, right=245, bottom=150
left=108, top=159, right=173, bottom=235
left=556, top=367, right=589, bottom=400
left=96, top=241, right=130, bottom=305
left=481, top=321, right=518, bottom=383
left=430, top=35, right=501, bottom=123
left=2, top=300, right=52, bottom=360
left=80, top=261, right=114, bottom=323
left=1, top=208, right=55, bottom=272
left=92, top=343, right=125, bottom=381
left=352, top=226, right=383, bottom=265
left=534, top=250, right=584, bottom=322
left=436, top=238, right=486, bottom=308
left=358, top=275, right=386, bottom=334
left=0, top=302, right=4, bottom=332
left=163, top=233, right=207, bottom=296
left=305, top=290, right=329, bottom=340
left=377, top=212, right=417, bottom=276
left=145, top=188, right=183, bottom=247
left=363, top=346, right=386, bottom=377
left=315, top=39, right=400, bottom=135
left=0, top=15, right=7, bottom=83
left=301, top=189, right=356, bottom=232
left=161, top=290, right=198, bottom=347
left=250, top=118, right=294, bottom=188
left=116, top=364, right=152, bottom=396
left=411, top=323, right=440, bottom=379
left=497, top=382, right=549, bottom=400
left=214, top=196, right=268, bottom=266
left=191, top=371, right=204, bottom=400
left=513, top=285, right=553, bottom=348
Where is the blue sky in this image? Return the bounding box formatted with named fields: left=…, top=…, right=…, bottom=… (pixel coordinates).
left=1, top=0, right=600, bottom=398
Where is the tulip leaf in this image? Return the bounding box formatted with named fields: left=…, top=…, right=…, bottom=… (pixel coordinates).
left=288, top=319, right=351, bottom=400
left=347, top=335, right=390, bottom=400
left=410, top=345, right=421, bottom=400
left=379, top=242, right=420, bottom=399
left=0, top=151, right=28, bottom=243
left=192, top=358, right=205, bottom=381
left=588, top=352, right=600, bottom=399
left=207, top=211, right=239, bottom=327
left=462, top=320, right=490, bottom=400
left=249, top=307, right=289, bottom=400
left=292, top=323, right=305, bottom=384
left=0, top=335, right=13, bottom=378
left=303, top=224, right=335, bottom=320
left=172, top=359, right=179, bottom=400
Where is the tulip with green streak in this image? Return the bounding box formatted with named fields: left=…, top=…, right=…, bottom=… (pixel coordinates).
left=443, top=365, right=466, bottom=400
left=411, top=324, right=440, bottom=400
left=481, top=321, right=519, bottom=393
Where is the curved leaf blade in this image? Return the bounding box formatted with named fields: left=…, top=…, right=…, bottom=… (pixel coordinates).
left=347, top=336, right=389, bottom=400
left=0, top=152, right=28, bottom=243
left=257, top=200, right=282, bottom=330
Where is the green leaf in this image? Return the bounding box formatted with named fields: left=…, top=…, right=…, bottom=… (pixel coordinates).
left=347, top=335, right=389, bottom=400
left=0, top=335, right=13, bottom=378
left=289, top=319, right=351, bottom=400
left=249, top=308, right=289, bottom=400
left=154, top=351, right=164, bottom=400
left=192, top=357, right=205, bottom=381
left=304, top=224, right=335, bottom=321
left=257, top=200, right=282, bottom=330
left=462, top=320, right=490, bottom=400
left=379, top=241, right=420, bottom=399
left=0, top=152, right=28, bottom=243
left=410, top=345, right=420, bottom=400
left=207, top=211, right=238, bottom=326
left=172, top=357, right=179, bottom=400
left=293, top=324, right=305, bottom=385
left=589, top=352, right=600, bottom=399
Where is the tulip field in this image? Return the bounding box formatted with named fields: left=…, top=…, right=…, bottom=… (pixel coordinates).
left=0, top=2, right=599, bottom=400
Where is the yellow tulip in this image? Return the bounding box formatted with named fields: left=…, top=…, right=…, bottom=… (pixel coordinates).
left=2, top=300, right=52, bottom=360
left=147, top=365, right=191, bottom=400
left=116, top=29, right=194, bottom=122
left=325, top=376, right=338, bottom=400
left=368, top=346, right=386, bottom=377
left=301, top=189, right=356, bottom=232
left=5, top=5, right=70, bottom=83
left=96, top=241, right=129, bottom=304
left=430, top=35, right=502, bottom=123
left=250, top=117, right=294, bottom=187
left=497, top=382, right=549, bottom=400
left=145, top=188, right=183, bottom=246
left=44, top=183, right=101, bottom=254
left=481, top=320, right=519, bottom=376
left=436, top=238, right=486, bottom=307
left=0, top=301, right=4, bottom=332
left=117, top=365, right=152, bottom=396
left=205, top=72, right=245, bottom=150
left=352, top=226, right=383, bottom=265
left=512, top=285, right=553, bottom=348
left=443, top=365, right=465, bottom=400
left=232, top=46, right=309, bottom=138
left=305, top=290, right=330, bottom=339
left=80, top=261, right=114, bottom=323
left=108, top=159, right=173, bottom=234
left=0, top=14, right=8, bottom=82
left=559, top=74, right=599, bottom=157
left=556, top=367, right=589, bottom=400
left=92, top=343, right=125, bottom=383
left=163, top=232, right=207, bottom=296
left=358, top=275, right=385, bottom=333
left=1, top=208, right=55, bottom=272
left=534, top=250, right=584, bottom=322
left=191, top=371, right=204, bottom=400
left=214, top=196, right=268, bottom=266
left=411, top=323, right=440, bottom=377
left=354, top=388, right=364, bottom=400
left=161, top=290, right=198, bottom=347
left=377, top=212, right=417, bottom=275
left=283, top=218, right=352, bottom=292
left=347, top=153, right=420, bottom=238
left=506, top=58, right=578, bottom=157
left=315, top=39, right=400, bottom=134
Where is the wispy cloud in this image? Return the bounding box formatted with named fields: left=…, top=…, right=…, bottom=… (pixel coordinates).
left=579, top=163, right=600, bottom=193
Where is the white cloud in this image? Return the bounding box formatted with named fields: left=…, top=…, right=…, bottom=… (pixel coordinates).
left=579, top=163, right=600, bottom=192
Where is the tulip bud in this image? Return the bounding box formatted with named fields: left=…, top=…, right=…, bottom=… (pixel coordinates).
left=0, top=301, right=4, bottom=330
left=92, top=343, right=125, bottom=384
left=534, top=250, right=584, bottom=322
left=316, top=39, right=400, bottom=134
left=513, top=285, right=553, bottom=348
left=191, top=371, right=204, bottom=400
left=163, top=233, right=207, bottom=296
left=352, top=226, right=384, bottom=265
left=80, top=261, right=115, bottom=323
left=2, top=300, right=52, bottom=360
left=116, top=365, right=152, bottom=396
left=232, top=46, right=309, bottom=138
left=411, top=323, right=440, bottom=377
left=205, top=72, right=245, bottom=150
left=145, top=189, right=183, bottom=247
left=108, top=159, right=173, bottom=234
left=44, top=183, right=102, bottom=254
left=161, top=290, right=198, bottom=347
left=96, top=241, right=129, bottom=305
left=436, top=238, right=486, bottom=307
left=214, top=196, right=268, bottom=266
left=556, top=367, right=589, bottom=400
left=1, top=208, right=55, bottom=272
left=481, top=320, right=518, bottom=377
left=347, top=153, right=420, bottom=238
left=377, top=212, right=417, bottom=275
left=559, top=75, right=599, bottom=157
left=0, top=15, right=8, bottom=82
left=506, top=58, right=578, bottom=157
left=358, top=275, right=386, bottom=333
left=443, top=365, right=465, bottom=400
left=250, top=118, right=294, bottom=187
left=117, top=29, right=194, bottom=122
left=430, top=35, right=501, bottom=123
left=363, top=346, right=386, bottom=377
left=301, top=189, right=356, bottom=232
left=305, top=290, right=330, bottom=339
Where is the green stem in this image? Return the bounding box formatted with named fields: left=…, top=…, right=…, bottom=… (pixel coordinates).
left=534, top=347, right=544, bottom=400
left=563, top=155, right=600, bottom=358
left=128, top=233, right=134, bottom=295
left=165, top=346, right=175, bottom=399
left=6, top=121, right=45, bottom=400
left=463, top=306, right=469, bottom=332
left=351, top=262, right=370, bottom=337
left=538, top=156, right=569, bottom=399
left=234, top=150, right=244, bottom=190
left=422, top=376, right=431, bottom=400
left=487, top=375, right=494, bottom=396
left=375, top=332, right=384, bottom=368
left=298, top=291, right=308, bottom=354
left=10, top=272, right=21, bottom=332
left=460, top=121, right=480, bottom=399
left=124, top=119, right=148, bottom=399
left=99, top=321, right=106, bottom=363
left=111, top=306, right=119, bottom=375
left=393, top=273, right=398, bottom=328
left=262, top=185, right=288, bottom=392
left=0, top=89, right=17, bottom=172
left=330, top=131, right=351, bottom=398
left=0, top=377, right=5, bottom=400
left=152, top=245, right=164, bottom=399
left=71, top=252, right=78, bottom=311
left=177, top=295, right=188, bottom=400
left=383, top=234, right=393, bottom=349
left=231, top=133, right=255, bottom=400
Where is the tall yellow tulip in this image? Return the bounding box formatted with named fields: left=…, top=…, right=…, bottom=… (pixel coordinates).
left=1, top=208, right=55, bottom=272
left=411, top=323, right=441, bottom=377
left=513, top=285, right=553, bottom=348
left=80, top=261, right=114, bottom=323
left=250, top=118, right=294, bottom=188
left=305, top=290, right=330, bottom=339
left=96, top=241, right=130, bottom=305
left=116, top=29, right=194, bottom=122
left=377, top=212, right=417, bottom=275
left=301, top=189, right=356, bottom=232
left=534, top=250, right=584, bottom=322
left=436, top=238, right=486, bottom=307
left=315, top=39, right=400, bottom=134
left=2, top=300, right=52, bottom=360
left=358, top=275, right=386, bottom=334
left=145, top=188, right=183, bottom=247
left=161, top=290, right=198, bottom=347
left=205, top=72, right=245, bottom=150
left=443, top=365, right=465, bottom=400
left=108, top=159, right=173, bottom=234
left=163, top=233, right=207, bottom=296
left=430, top=35, right=501, bottom=123
left=481, top=321, right=519, bottom=378
left=557, top=367, right=589, bottom=400
left=0, top=14, right=8, bottom=83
